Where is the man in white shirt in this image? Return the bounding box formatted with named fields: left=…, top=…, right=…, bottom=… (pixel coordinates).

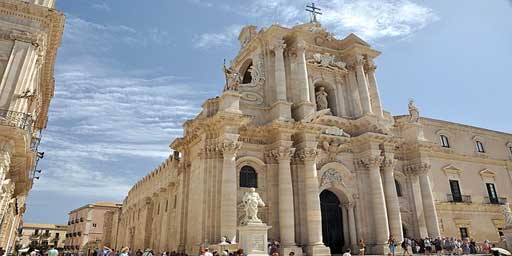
left=342, top=249, right=351, bottom=256
left=204, top=248, right=213, bottom=256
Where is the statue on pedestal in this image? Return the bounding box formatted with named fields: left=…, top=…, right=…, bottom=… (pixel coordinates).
left=316, top=87, right=329, bottom=110
left=408, top=99, right=419, bottom=123
left=241, top=188, right=265, bottom=224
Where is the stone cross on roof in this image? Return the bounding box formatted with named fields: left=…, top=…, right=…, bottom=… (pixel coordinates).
left=305, top=2, right=322, bottom=23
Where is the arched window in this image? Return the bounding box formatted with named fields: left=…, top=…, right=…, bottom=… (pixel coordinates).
left=240, top=166, right=257, bottom=188
left=476, top=141, right=485, bottom=153
left=440, top=135, right=450, bottom=148
left=242, top=63, right=253, bottom=84
left=395, top=179, right=402, bottom=197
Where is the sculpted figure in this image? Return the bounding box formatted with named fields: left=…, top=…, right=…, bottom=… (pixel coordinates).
left=501, top=203, right=512, bottom=228
left=242, top=188, right=265, bottom=224
left=408, top=99, right=419, bottom=122
left=223, top=60, right=241, bottom=91
left=316, top=87, right=329, bottom=110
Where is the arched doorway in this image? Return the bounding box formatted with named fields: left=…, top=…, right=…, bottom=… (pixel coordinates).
left=320, top=190, right=344, bottom=254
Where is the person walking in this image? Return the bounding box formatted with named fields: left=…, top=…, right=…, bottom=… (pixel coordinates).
left=48, top=246, right=59, bottom=256
left=120, top=248, right=130, bottom=256
left=388, top=235, right=397, bottom=256
left=342, top=249, right=351, bottom=256
left=358, top=239, right=366, bottom=256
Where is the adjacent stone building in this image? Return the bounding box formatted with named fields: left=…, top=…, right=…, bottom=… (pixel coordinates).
left=0, top=0, right=64, bottom=253
left=108, top=21, right=512, bottom=255
left=17, top=223, right=67, bottom=250
left=64, top=203, right=122, bottom=254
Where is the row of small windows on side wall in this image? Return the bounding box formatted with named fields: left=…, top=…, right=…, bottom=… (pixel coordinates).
left=439, top=135, right=487, bottom=153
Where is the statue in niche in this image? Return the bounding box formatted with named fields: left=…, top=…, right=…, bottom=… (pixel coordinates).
left=223, top=59, right=241, bottom=91
left=408, top=99, right=419, bottom=123
left=241, top=188, right=265, bottom=224
left=316, top=86, right=329, bottom=110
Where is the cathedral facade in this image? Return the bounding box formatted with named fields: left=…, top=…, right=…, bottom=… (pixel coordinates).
left=0, top=0, right=64, bottom=253
left=107, top=22, right=512, bottom=255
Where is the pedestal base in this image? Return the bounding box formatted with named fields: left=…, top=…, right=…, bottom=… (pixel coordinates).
left=292, top=101, right=315, bottom=121
left=279, top=245, right=303, bottom=256
left=270, top=101, right=292, bottom=121
left=305, top=244, right=330, bottom=256
left=238, top=223, right=271, bottom=256
left=370, top=244, right=390, bottom=255
left=219, top=91, right=241, bottom=113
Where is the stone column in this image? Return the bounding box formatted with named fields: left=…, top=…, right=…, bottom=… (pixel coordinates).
left=347, top=203, right=358, bottom=251
left=293, top=40, right=315, bottom=120
left=271, top=40, right=292, bottom=120
left=342, top=205, right=349, bottom=248
left=273, top=40, right=287, bottom=101
left=220, top=141, right=241, bottom=240
left=354, top=55, right=372, bottom=115
left=417, top=163, right=441, bottom=238
left=360, top=156, right=389, bottom=252
left=382, top=156, right=403, bottom=242
left=298, top=148, right=330, bottom=256
left=365, top=59, right=383, bottom=118
left=272, top=147, right=301, bottom=254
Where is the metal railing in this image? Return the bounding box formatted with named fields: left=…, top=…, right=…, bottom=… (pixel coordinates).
left=0, top=109, right=33, bottom=132
left=483, top=196, right=507, bottom=205
left=447, top=194, right=472, bottom=203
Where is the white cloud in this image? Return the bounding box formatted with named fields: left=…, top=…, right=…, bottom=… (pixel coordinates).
left=189, top=0, right=437, bottom=41
left=320, top=0, right=438, bottom=40
left=194, top=24, right=243, bottom=49
left=91, top=2, right=111, bottom=12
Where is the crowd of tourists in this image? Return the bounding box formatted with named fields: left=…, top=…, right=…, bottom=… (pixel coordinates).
left=57, top=236, right=508, bottom=256
left=382, top=235, right=506, bottom=255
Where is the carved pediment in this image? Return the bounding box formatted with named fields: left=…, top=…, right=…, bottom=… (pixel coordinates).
left=479, top=169, right=496, bottom=179
left=442, top=164, right=463, bottom=176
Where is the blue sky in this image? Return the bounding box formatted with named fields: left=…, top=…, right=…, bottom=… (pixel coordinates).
left=24, top=0, right=512, bottom=223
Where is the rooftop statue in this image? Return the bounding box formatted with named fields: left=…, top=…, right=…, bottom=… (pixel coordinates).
left=223, top=59, right=241, bottom=92
left=408, top=99, right=419, bottom=123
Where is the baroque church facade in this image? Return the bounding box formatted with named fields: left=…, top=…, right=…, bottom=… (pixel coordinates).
left=107, top=22, right=512, bottom=255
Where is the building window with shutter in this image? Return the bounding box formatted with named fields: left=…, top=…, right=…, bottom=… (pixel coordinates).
left=476, top=141, right=485, bottom=153
left=440, top=135, right=450, bottom=148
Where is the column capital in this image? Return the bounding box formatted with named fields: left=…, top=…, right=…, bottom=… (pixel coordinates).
left=382, top=157, right=397, bottom=169
left=356, top=156, right=383, bottom=169
left=296, top=148, right=317, bottom=161
left=271, top=39, right=286, bottom=53
left=220, top=141, right=241, bottom=156
left=403, top=162, right=431, bottom=176
left=355, top=54, right=365, bottom=67
left=342, top=202, right=355, bottom=210
left=271, top=147, right=295, bottom=161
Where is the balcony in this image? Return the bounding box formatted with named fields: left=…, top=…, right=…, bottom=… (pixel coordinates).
left=447, top=194, right=472, bottom=203
left=483, top=196, right=507, bottom=205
